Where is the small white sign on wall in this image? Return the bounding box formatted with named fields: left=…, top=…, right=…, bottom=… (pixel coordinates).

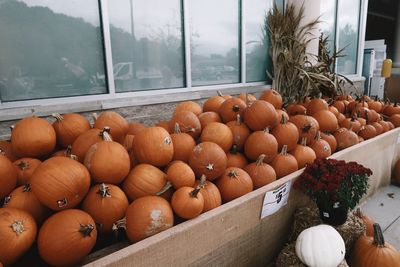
left=260, top=180, right=292, bottom=219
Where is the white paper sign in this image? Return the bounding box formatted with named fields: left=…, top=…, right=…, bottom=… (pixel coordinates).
left=260, top=180, right=292, bottom=219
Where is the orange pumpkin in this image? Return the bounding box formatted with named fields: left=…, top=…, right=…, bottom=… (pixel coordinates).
left=340, top=117, right=362, bottom=133
left=38, top=209, right=97, bottom=267
left=368, top=98, right=383, bottom=113
left=313, top=110, right=338, bottom=133
left=216, top=167, right=253, bottom=203
left=331, top=100, right=346, bottom=114
left=238, top=93, right=257, bottom=105
left=200, top=122, right=233, bottom=152
left=155, top=120, right=171, bottom=133
left=171, top=185, right=204, bottom=219
left=71, top=128, right=105, bottom=162
left=127, top=122, right=146, bottom=135
left=11, top=117, right=56, bottom=158
left=218, top=97, right=247, bottom=123
left=259, top=89, right=283, bottom=109
left=226, top=115, right=251, bottom=151
left=309, top=132, right=331, bottom=159
left=286, top=103, right=307, bottom=116
left=289, top=115, right=319, bottom=145
left=203, top=95, right=226, bottom=113
left=290, top=138, right=316, bottom=169
left=0, top=153, right=17, bottom=199
left=166, top=160, right=195, bottom=189
left=244, top=100, right=278, bottom=131
left=378, top=120, right=390, bottom=133
left=371, top=122, right=383, bottom=135
left=82, top=183, right=129, bottom=234
left=244, top=129, right=278, bottom=163
left=355, top=208, right=374, bottom=237
left=337, top=113, right=346, bottom=124
left=0, top=208, right=37, bottom=266
left=383, top=103, right=400, bottom=116
left=123, top=134, right=135, bottom=152
left=193, top=176, right=221, bottom=212
left=188, top=142, right=227, bottom=181
left=0, top=140, right=17, bottom=162
left=174, top=101, right=202, bottom=116
left=351, top=223, right=400, bottom=267
left=169, top=110, right=202, bottom=139
left=306, top=97, right=329, bottom=116
left=84, top=130, right=130, bottom=184
left=4, top=184, right=49, bottom=224
left=270, top=145, right=298, bottom=178
left=389, top=114, right=400, bottom=128
left=170, top=123, right=196, bottom=163
left=328, top=105, right=339, bottom=117
left=226, top=145, right=248, bottom=168
left=133, top=127, right=174, bottom=167
left=125, top=196, right=174, bottom=242
left=271, top=115, right=299, bottom=152
left=334, top=127, right=359, bottom=151
left=244, top=154, right=277, bottom=189
left=198, top=111, right=222, bottom=129
left=30, top=157, right=90, bottom=210
left=52, top=113, right=90, bottom=148
left=93, top=111, right=129, bottom=144
left=358, top=125, right=377, bottom=140
left=320, top=132, right=337, bottom=153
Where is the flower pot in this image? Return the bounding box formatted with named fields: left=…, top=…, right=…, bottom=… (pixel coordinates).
left=317, top=201, right=348, bottom=226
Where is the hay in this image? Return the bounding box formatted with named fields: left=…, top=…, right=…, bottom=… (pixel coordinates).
left=275, top=205, right=365, bottom=267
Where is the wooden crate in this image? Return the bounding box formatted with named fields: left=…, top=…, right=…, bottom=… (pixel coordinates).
left=83, top=129, right=400, bottom=267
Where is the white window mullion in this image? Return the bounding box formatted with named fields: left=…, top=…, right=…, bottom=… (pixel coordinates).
left=183, top=0, right=192, bottom=89
left=241, top=0, right=246, bottom=84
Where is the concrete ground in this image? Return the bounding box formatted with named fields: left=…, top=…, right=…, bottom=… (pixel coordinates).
left=359, top=184, right=400, bottom=249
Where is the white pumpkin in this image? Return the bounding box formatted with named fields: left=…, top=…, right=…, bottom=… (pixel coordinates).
left=295, top=224, right=345, bottom=267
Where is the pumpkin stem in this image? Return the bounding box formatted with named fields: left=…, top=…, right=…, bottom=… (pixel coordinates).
left=187, top=126, right=195, bottom=133
left=174, top=123, right=181, bottom=134
left=0, top=148, right=4, bottom=155
left=10, top=221, right=25, bottom=235
left=230, top=145, right=238, bottom=154
left=4, top=195, right=11, bottom=205
left=112, top=218, right=127, bottom=231
left=79, top=224, right=95, bottom=237
left=245, top=93, right=251, bottom=107
left=301, top=137, right=307, bottom=146
left=228, top=169, right=239, bottom=178
left=57, top=198, right=68, bottom=208
left=199, top=175, right=207, bottom=188
left=372, top=223, right=386, bottom=247
left=156, top=181, right=173, bottom=196
left=236, top=114, right=241, bottom=125
left=101, top=127, right=113, bottom=141
left=10, top=125, right=14, bottom=131
left=217, top=90, right=223, bottom=96
left=280, top=114, right=288, bottom=124
left=302, top=124, right=312, bottom=133
left=256, top=154, right=266, bottom=166
left=232, top=104, right=240, bottom=112
left=205, top=163, right=214, bottom=171
left=315, top=131, right=321, bottom=141
left=16, top=161, right=29, bottom=170
left=189, top=185, right=202, bottom=198
left=97, top=183, right=111, bottom=198
left=365, top=110, right=369, bottom=123
left=51, top=113, right=64, bottom=121
left=280, top=145, right=288, bottom=155
left=23, top=184, right=31, bottom=192
left=99, top=127, right=111, bottom=137
left=263, top=127, right=270, bottom=133
left=92, top=112, right=98, bottom=121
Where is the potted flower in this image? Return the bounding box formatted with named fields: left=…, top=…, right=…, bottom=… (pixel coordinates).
left=294, top=158, right=372, bottom=225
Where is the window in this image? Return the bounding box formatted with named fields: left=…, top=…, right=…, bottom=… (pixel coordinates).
left=319, top=0, right=361, bottom=75
left=0, top=0, right=107, bottom=102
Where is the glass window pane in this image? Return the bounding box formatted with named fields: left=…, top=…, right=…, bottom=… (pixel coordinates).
left=190, top=0, right=240, bottom=86
left=337, top=0, right=360, bottom=75
left=246, top=0, right=273, bottom=82
left=320, top=0, right=337, bottom=54
left=108, top=0, right=184, bottom=92
left=0, top=0, right=107, bottom=102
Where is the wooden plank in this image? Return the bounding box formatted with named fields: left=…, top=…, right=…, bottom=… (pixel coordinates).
left=84, top=128, right=400, bottom=267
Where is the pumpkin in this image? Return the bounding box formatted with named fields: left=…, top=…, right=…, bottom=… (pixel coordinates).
left=52, top=144, right=74, bottom=158
left=259, top=89, right=283, bottom=109
left=286, top=103, right=307, bottom=116
left=368, top=98, right=383, bottom=113
left=334, top=128, right=359, bottom=151
left=371, top=122, right=383, bottom=135
left=290, top=138, right=316, bottom=169
left=200, top=122, right=233, bottom=152
left=389, top=114, right=400, bottom=128
left=310, top=131, right=331, bottom=159
left=289, top=115, right=319, bottom=145
left=306, top=97, right=329, bottom=116
left=82, top=183, right=129, bottom=234
left=52, top=113, right=90, bottom=148
left=93, top=111, right=128, bottom=143
left=123, top=134, right=135, bottom=152
left=198, top=111, right=222, bottom=129
left=358, top=136, right=364, bottom=143
left=329, top=105, right=340, bottom=117
left=383, top=103, right=400, bottom=116
left=155, top=120, right=171, bottom=133
left=351, top=223, right=400, bottom=267
left=0, top=153, right=17, bottom=199
left=169, top=110, right=202, bottom=139
left=270, top=145, right=298, bottom=178
left=367, top=109, right=380, bottom=124
left=193, top=176, right=222, bottom=212
left=3, top=184, right=49, bottom=224
left=357, top=117, right=367, bottom=126
left=355, top=208, right=374, bottom=236
left=244, top=100, right=278, bottom=131
left=332, top=100, right=346, bottom=114
left=238, top=93, right=257, bottom=105
left=218, top=97, right=247, bottom=123
left=340, top=117, right=362, bottom=133
left=358, top=125, right=377, bottom=140
left=133, top=127, right=174, bottom=167
left=378, top=120, right=390, bottom=133
left=387, top=121, right=395, bottom=130
left=296, top=224, right=345, bottom=267
left=226, top=145, right=248, bottom=168
left=271, top=115, right=299, bottom=152
left=313, top=110, right=338, bottom=133
left=174, top=101, right=202, bottom=116
left=244, top=154, right=277, bottom=189
left=320, top=132, right=337, bottom=152
left=188, top=142, right=227, bottom=181
left=127, top=122, right=146, bottom=135
left=0, top=140, right=17, bottom=162
left=216, top=167, right=253, bottom=203
left=30, top=157, right=90, bottom=210
left=38, top=209, right=97, bottom=267
left=393, top=159, right=400, bottom=185
left=276, top=109, right=290, bottom=122
left=84, top=130, right=130, bottom=184
left=72, top=128, right=105, bottom=162
left=337, top=113, right=346, bottom=124
left=170, top=124, right=196, bottom=163
left=125, top=196, right=174, bottom=242
left=171, top=184, right=204, bottom=219
left=226, top=114, right=251, bottom=151
left=123, top=164, right=169, bottom=201
left=244, top=129, right=278, bottom=163
left=166, top=160, right=195, bottom=189
left=0, top=208, right=37, bottom=266
left=203, top=95, right=226, bottom=113
left=11, top=116, right=56, bottom=158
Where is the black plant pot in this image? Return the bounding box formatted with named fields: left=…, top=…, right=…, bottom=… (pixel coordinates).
left=317, top=201, right=348, bottom=226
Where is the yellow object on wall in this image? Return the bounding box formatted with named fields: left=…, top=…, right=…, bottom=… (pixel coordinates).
left=381, top=58, right=392, bottom=78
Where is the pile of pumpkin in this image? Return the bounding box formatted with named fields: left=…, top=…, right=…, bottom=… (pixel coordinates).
left=0, top=90, right=399, bottom=266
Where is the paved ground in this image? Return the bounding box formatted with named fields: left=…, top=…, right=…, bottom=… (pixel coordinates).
left=359, top=184, right=400, bottom=249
